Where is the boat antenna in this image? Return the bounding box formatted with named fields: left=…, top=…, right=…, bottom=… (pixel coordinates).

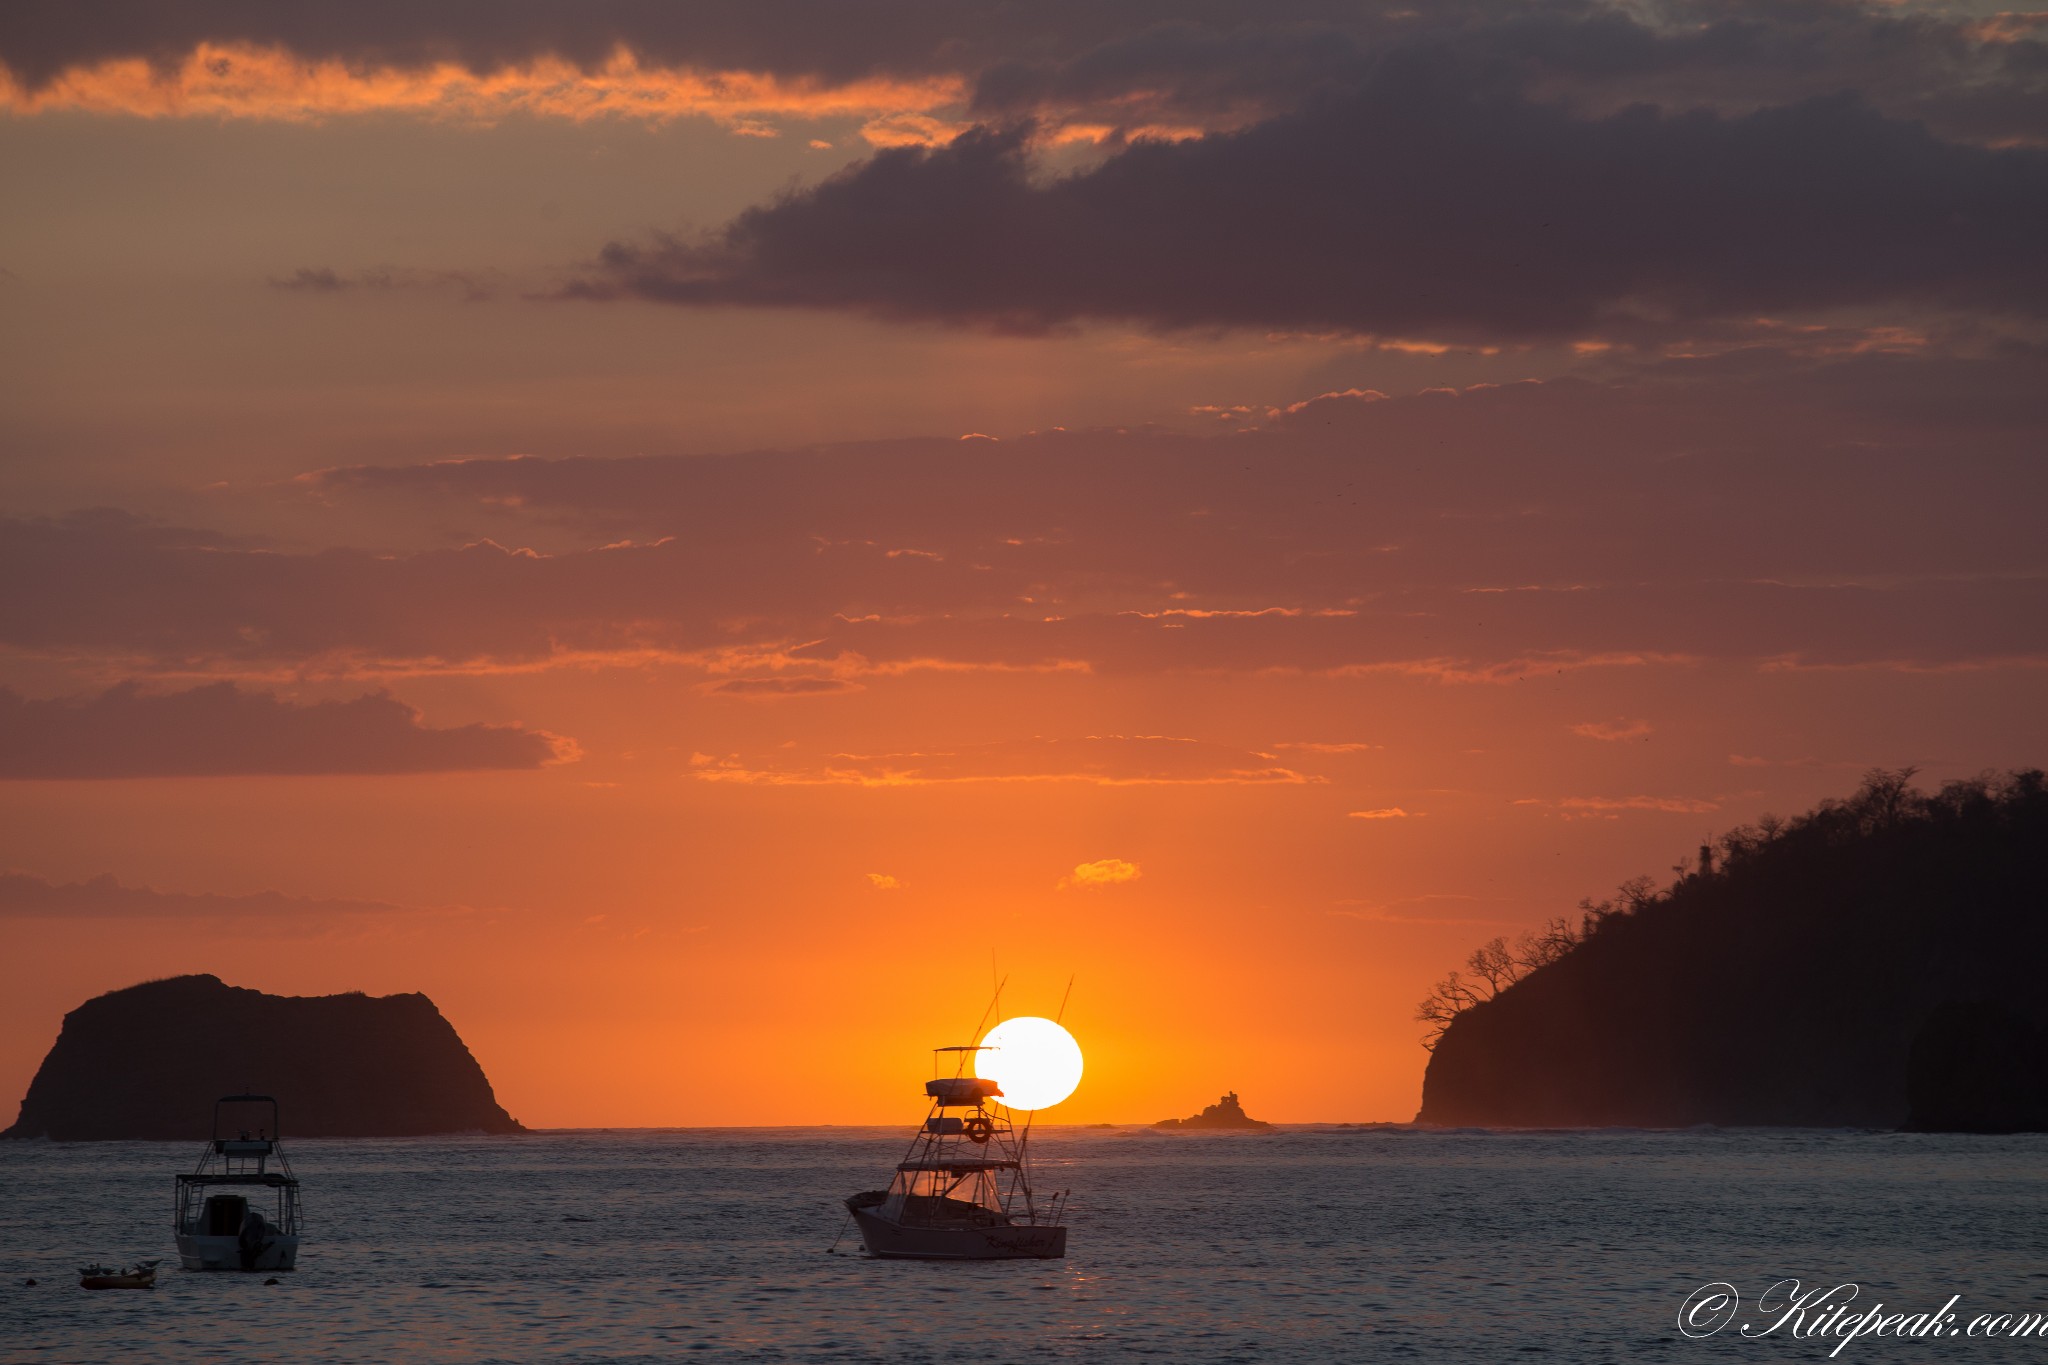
left=955, top=974, right=1008, bottom=1076
left=1015, top=975, right=1076, bottom=1185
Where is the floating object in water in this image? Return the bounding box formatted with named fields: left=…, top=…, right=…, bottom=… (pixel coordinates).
left=845, top=1037, right=1070, bottom=1260
left=264, top=1276, right=280, bottom=1285
left=175, top=1095, right=302, bottom=1272
left=78, top=1260, right=159, bottom=1290
left=23, top=1278, right=37, bottom=1287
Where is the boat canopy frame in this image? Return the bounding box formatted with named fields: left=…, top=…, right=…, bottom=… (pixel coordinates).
left=174, top=1093, right=303, bottom=1238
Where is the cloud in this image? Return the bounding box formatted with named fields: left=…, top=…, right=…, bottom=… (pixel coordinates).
left=1059, top=857, right=1140, bottom=890
left=5, top=4, right=2043, bottom=149
left=270, top=265, right=500, bottom=301
left=1276, top=741, right=1379, bottom=753
left=4, top=353, right=2045, bottom=684
left=865, top=872, right=903, bottom=890
left=0, top=40, right=963, bottom=132
left=1569, top=718, right=1653, bottom=741
left=1516, top=794, right=1722, bottom=815
left=273, top=265, right=347, bottom=291
left=1347, top=807, right=1412, bottom=820
left=563, top=82, right=2048, bottom=341
left=705, top=676, right=861, bottom=697
left=0, top=870, right=408, bottom=919
left=0, top=682, right=574, bottom=778
left=0, top=3, right=1109, bottom=94
left=687, top=735, right=1313, bottom=787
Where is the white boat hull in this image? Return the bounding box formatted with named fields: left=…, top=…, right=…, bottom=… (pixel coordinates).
left=851, top=1208, right=1065, bottom=1260
left=175, top=1232, right=299, bottom=1272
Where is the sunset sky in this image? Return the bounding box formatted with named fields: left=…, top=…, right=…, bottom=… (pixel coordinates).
left=3, top=0, right=2045, bottom=1127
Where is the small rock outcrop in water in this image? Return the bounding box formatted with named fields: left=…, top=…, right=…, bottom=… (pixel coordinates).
left=1155, top=1092, right=1272, bottom=1129
left=1417, top=770, right=2048, bottom=1130
left=3, top=974, right=524, bottom=1140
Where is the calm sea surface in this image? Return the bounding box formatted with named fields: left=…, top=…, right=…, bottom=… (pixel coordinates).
left=3, top=1126, right=2045, bottom=1362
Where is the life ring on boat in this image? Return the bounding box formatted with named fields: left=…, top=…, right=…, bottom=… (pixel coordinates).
left=962, top=1115, right=995, bottom=1144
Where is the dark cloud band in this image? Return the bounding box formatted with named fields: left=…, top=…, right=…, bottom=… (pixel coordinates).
left=567, top=79, right=2048, bottom=341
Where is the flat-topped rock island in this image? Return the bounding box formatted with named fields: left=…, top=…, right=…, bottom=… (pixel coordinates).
left=3, top=974, right=524, bottom=1140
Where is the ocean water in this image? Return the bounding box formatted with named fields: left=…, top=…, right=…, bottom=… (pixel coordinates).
left=3, top=1126, right=2045, bottom=1363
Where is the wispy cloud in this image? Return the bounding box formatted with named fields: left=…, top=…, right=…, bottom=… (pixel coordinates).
left=1561, top=796, right=1718, bottom=814
left=705, top=676, right=862, bottom=698
left=1, top=44, right=961, bottom=134
left=1516, top=794, right=1721, bottom=816
left=269, top=264, right=503, bottom=301
left=1569, top=718, right=1653, bottom=741
left=686, top=735, right=1314, bottom=787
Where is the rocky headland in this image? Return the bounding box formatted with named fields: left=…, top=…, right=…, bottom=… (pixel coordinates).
left=3, top=974, right=524, bottom=1140
left=1417, top=770, right=2048, bottom=1131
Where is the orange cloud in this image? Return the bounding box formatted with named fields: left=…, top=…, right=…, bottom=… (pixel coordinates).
left=1316, top=653, right=1699, bottom=685
left=705, top=676, right=861, bottom=698
left=686, top=735, right=1315, bottom=787
left=1540, top=795, right=1721, bottom=814
left=1121, top=606, right=1357, bottom=621
left=864, top=872, right=903, bottom=891
left=1347, top=807, right=1412, bottom=820
left=1569, top=718, right=1653, bottom=741
left=1058, top=858, right=1140, bottom=890
left=858, top=111, right=973, bottom=147
left=1277, top=741, right=1380, bottom=753
left=0, top=45, right=962, bottom=132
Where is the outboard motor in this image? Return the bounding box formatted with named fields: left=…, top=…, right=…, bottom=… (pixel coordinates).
left=237, top=1208, right=268, bottom=1271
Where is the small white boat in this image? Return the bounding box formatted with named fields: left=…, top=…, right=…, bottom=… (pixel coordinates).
left=174, top=1094, right=302, bottom=1272
left=78, top=1259, right=159, bottom=1290
left=845, top=1053, right=1068, bottom=1260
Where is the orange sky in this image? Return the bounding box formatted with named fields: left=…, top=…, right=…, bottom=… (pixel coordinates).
left=3, top=2, right=2045, bottom=1126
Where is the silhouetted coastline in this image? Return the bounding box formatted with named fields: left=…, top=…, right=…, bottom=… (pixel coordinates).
left=1418, top=770, right=2048, bottom=1131
left=2, top=974, right=523, bottom=1140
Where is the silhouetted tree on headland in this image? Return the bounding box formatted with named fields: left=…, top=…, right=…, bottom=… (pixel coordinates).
left=1415, top=768, right=2048, bottom=1129
left=1416, top=916, right=1582, bottom=1050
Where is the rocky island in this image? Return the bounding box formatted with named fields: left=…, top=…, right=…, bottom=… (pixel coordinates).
left=3, top=974, right=525, bottom=1140
left=1417, top=770, right=2048, bottom=1131
left=1155, top=1091, right=1272, bottom=1129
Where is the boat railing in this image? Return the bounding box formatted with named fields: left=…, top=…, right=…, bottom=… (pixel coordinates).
left=175, top=1175, right=304, bottom=1237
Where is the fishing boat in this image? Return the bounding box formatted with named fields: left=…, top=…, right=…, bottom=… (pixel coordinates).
left=844, top=1047, right=1069, bottom=1260
left=174, top=1094, right=302, bottom=1272
left=77, top=1259, right=159, bottom=1290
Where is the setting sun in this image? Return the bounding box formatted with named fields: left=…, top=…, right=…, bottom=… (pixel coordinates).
left=976, top=1017, right=1084, bottom=1111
